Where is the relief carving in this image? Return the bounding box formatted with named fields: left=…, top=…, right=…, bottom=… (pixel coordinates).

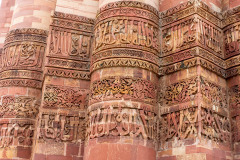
left=0, top=96, right=39, bottom=118
left=1, top=28, right=47, bottom=72
left=91, top=58, right=159, bottom=74
left=158, top=77, right=198, bottom=106
left=200, top=107, right=230, bottom=143
left=0, top=121, right=34, bottom=148
left=162, top=17, right=197, bottom=56
left=43, top=85, right=88, bottom=109
left=159, top=106, right=230, bottom=146
left=159, top=107, right=198, bottom=144
left=200, top=77, right=227, bottom=109
left=87, top=105, right=157, bottom=140
left=39, top=113, right=86, bottom=142
left=49, top=29, right=91, bottom=61
left=90, top=77, right=157, bottom=105
left=94, top=18, right=159, bottom=55
left=224, top=24, right=240, bottom=58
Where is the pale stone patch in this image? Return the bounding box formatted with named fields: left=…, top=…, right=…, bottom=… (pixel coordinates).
left=172, top=147, right=186, bottom=155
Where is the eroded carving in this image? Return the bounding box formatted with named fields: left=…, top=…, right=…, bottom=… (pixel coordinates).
left=39, top=113, right=86, bottom=142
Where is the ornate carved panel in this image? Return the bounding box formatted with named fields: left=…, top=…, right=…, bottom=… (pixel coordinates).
left=0, top=28, right=47, bottom=88
left=1, top=29, right=47, bottom=71
left=87, top=103, right=157, bottom=140
left=223, top=6, right=240, bottom=77
left=0, top=96, right=39, bottom=118
left=92, top=1, right=160, bottom=73
left=38, top=113, right=86, bottom=142
left=0, top=120, right=35, bottom=148
left=200, top=76, right=227, bottom=110
left=43, top=85, right=88, bottom=110
left=159, top=106, right=230, bottom=148
left=159, top=107, right=198, bottom=144
left=90, top=76, right=157, bottom=105
left=46, top=12, right=94, bottom=79
left=158, top=77, right=198, bottom=106
left=161, top=15, right=223, bottom=58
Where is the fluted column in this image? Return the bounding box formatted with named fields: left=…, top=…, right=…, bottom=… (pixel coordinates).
left=84, top=1, right=160, bottom=160
left=0, top=0, right=56, bottom=159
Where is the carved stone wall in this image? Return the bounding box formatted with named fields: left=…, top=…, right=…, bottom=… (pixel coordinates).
left=32, top=11, right=93, bottom=160
left=0, top=28, right=48, bottom=159
left=223, top=5, right=240, bottom=160
left=85, top=1, right=160, bottom=160
left=157, top=1, right=232, bottom=160
left=2, top=0, right=240, bottom=160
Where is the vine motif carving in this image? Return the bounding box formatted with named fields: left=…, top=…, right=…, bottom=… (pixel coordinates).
left=46, top=57, right=90, bottom=71
left=97, top=1, right=159, bottom=16
left=54, top=11, right=94, bottom=25
left=0, top=79, right=42, bottom=89
left=43, top=85, right=88, bottom=109
left=91, top=58, right=159, bottom=74
left=200, top=77, right=227, bottom=109
left=0, top=96, right=39, bottom=118
left=158, top=77, right=198, bottom=106
left=46, top=68, right=90, bottom=80
left=159, top=58, right=197, bottom=76
left=90, top=77, right=157, bottom=105
left=0, top=70, right=42, bottom=81
left=92, top=49, right=160, bottom=67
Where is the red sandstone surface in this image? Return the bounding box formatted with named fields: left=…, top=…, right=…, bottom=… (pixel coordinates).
left=0, top=0, right=239, bottom=160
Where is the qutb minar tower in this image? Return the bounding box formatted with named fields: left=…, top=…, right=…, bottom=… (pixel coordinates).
left=0, top=0, right=240, bottom=159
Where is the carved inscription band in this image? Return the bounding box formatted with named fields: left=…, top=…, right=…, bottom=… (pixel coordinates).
left=0, top=28, right=48, bottom=88
left=91, top=1, right=160, bottom=73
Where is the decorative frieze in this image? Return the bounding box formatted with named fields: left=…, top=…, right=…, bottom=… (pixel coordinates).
left=158, top=77, right=198, bottom=106
left=46, top=12, right=94, bottom=80
left=0, top=96, right=40, bottom=118
left=90, top=76, right=157, bottom=105
left=0, top=28, right=47, bottom=88
left=43, top=85, right=88, bottom=110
